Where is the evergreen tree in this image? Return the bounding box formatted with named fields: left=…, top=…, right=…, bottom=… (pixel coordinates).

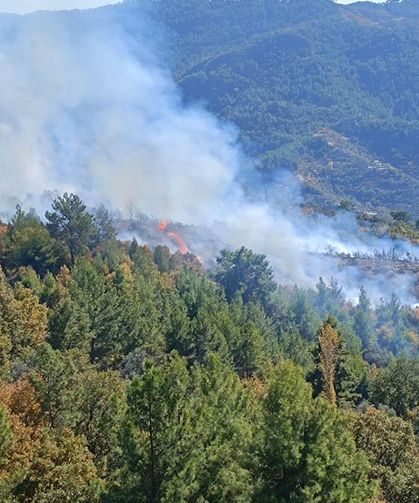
left=114, top=354, right=255, bottom=503
left=315, top=277, right=344, bottom=318
left=128, top=238, right=139, bottom=260
left=73, top=369, right=125, bottom=477
left=214, top=247, right=276, bottom=310
left=259, top=360, right=375, bottom=502
left=371, top=357, right=419, bottom=418
left=353, top=287, right=374, bottom=349
left=233, top=321, right=266, bottom=377
left=30, top=344, right=79, bottom=429
left=153, top=245, right=171, bottom=273
left=335, top=344, right=365, bottom=408
left=46, top=193, right=96, bottom=265
left=94, top=205, right=117, bottom=245
left=2, top=206, right=65, bottom=276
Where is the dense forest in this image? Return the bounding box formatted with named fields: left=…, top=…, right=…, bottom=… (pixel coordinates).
left=0, top=193, right=417, bottom=502
left=128, top=0, right=419, bottom=216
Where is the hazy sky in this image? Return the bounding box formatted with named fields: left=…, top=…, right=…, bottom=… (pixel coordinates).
left=0, top=1, right=121, bottom=14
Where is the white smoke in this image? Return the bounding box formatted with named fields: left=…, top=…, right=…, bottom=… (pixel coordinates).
left=0, top=8, right=242, bottom=223
left=0, top=5, right=416, bottom=304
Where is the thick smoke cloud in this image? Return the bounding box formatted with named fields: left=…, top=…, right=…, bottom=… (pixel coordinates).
left=0, top=5, right=416, bottom=304
left=0, top=8, right=242, bottom=223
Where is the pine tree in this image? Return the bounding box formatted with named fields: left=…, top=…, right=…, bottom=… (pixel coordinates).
left=115, top=354, right=255, bottom=503
left=259, top=360, right=376, bottom=502
left=371, top=357, right=419, bottom=418
left=2, top=206, right=65, bottom=276
left=214, top=247, right=276, bottom=310
left=353, top=287, right=374, bottom=349
left=153, top=245, right=171, bottom=273
left=94, top=205, right=117, bottom=245
left=46, top=193, right=96, bottom=265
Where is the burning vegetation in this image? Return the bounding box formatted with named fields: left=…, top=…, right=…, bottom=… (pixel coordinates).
left=158, top=219, right=190, bottom=255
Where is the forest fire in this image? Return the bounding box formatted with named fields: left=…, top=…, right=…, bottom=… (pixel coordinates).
left=158, top=220, right=190, bottom=255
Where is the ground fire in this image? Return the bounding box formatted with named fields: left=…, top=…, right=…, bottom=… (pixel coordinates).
left=158, top=220, right=190, bottom=255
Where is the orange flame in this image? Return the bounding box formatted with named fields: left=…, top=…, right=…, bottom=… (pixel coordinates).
left=167, top=231, right=190, bottom=255
left=158, top=220, right=169, bottom=232
left=159, top=220, right=190, bottom=255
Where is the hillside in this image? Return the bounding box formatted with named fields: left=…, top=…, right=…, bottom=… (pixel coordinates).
left=0, top=3, right=418, bottom=501
left=0, top=195, right=417, bottom=502
left=131, top=0, right=419, bottom=216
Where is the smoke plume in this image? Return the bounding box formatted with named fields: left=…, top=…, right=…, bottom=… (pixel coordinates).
left=0, top=4, right=417, bottom=303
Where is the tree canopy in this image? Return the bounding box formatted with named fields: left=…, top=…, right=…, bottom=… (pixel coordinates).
left=0, top=194, right=417, bottom=502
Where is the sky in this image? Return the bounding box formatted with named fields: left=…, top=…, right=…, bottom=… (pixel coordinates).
left=0, top=1, right=121, bottom=14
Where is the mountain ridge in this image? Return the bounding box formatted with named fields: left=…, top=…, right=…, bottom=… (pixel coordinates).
left=130, top=0, right=419, bottom=217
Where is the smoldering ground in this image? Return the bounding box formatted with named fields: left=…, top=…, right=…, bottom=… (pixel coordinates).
left=0, top=3, right=417, bottom=304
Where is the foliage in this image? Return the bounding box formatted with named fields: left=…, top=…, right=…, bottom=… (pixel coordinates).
left=46, top=193, right=96, bottom=265
left=213, top=246, right=276, bottom=310
left=371, top=357, right=419, bottom=418
left=0, top=194, right=416, bottom=501
left=352, top=406, right=419, bottom=503
left=136, top=0, right=419, bottom=216
left=258, top=361, right=376, bottom=502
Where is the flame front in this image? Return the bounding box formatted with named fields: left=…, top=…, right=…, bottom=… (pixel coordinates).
left=158, top=220, right=169, bottom=232
left=158, top=220, right=190, bottom=255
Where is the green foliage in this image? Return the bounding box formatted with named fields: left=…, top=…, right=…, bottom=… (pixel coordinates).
left=371, top=357, right=419, bottom=418
left=46, top=193, right=96, bottom=264
left=153, top=245, right=171, bottom=273
left=352, top=407, right=419, bottom=503
left=391, top=210, right=411, bottom=223
left=214, top=247, right=276, bottom=309
left=0, top=405, right=12, bottom=466
left=29, top=344, right=80, bottom=429
left=0, top=206, right=66, bottom=276
left=73, top=369, right=125, bottom=476
left=353, top=287, right=375, bottom=349
left=112, top=354, right=255, bottom=503
left=139, top=0, right=419, bottom=216
left=94, top=205, right=117, bottom=245
left=258, top=360, right=376, bottom=502
left=0, top=194, right=416, bottom=501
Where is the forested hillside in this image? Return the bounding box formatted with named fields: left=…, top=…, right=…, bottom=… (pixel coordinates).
left=0, top=194, right=417, bottom=502
left=132, top=0, right=419, bottom=216
left=0, top=1, right=418, bottom=501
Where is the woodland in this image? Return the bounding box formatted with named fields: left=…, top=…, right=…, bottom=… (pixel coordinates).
left=0, top=194, right=417, bottom=502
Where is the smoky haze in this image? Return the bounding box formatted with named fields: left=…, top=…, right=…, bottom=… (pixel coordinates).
left=0, top=8, right=242, bottom=222
left=0, top=5, right=417, bottom=304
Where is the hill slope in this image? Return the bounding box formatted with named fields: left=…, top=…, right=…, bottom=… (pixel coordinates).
left=132, top=0, right=419, bottom=216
